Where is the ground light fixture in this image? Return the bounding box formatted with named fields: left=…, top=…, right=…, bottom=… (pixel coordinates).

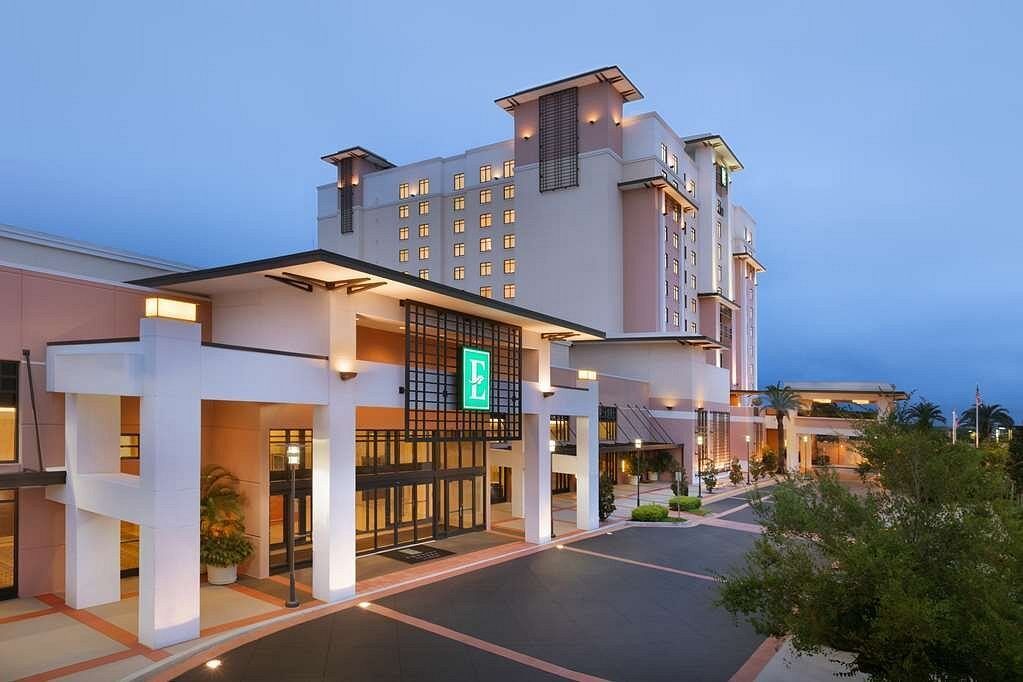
left=696, top=435, right=705, bottom=498
left=284, top=444, right=301, bottom=608
left=634, top=439, right=643, bottom=507
left=358, top=601, right=372, bottom=609
left=745, top=434, right=752, bottom=485
left=549, top=439, right=556, bottom=539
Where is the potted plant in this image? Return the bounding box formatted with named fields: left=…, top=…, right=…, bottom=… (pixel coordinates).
left=625, top=453, right=644, bottom=486
left=703, top=469, right=718, bottom=494
left=200, top=465, right=253, bottom=585
left=647, top=451, right=674, bottom=482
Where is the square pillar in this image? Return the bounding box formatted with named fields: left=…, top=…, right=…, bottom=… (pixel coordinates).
left=575, top=377, right=600, bottom=531
left=523, top=411, right=551, bottom=544
left=64, top=393, right=121, bottom=609
left=137, top=317, right=201, bottom=649
left=312, top=294, right=357, bottom=603
left=510, top=456, right=524, bottom=518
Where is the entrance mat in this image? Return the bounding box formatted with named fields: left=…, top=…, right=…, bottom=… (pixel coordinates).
left=379, top=546, right=455, bottom=564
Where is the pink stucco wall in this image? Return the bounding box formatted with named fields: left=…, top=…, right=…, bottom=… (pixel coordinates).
left=622, top=188, right=661, bottom=332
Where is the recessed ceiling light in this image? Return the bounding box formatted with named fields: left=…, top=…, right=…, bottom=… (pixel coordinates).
left=358, top=601, right=372, bottom=609
left=205, top=659, right=222, bottom=669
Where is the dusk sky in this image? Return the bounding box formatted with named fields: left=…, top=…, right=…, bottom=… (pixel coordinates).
left=1, top=1, right=1020, bottom=418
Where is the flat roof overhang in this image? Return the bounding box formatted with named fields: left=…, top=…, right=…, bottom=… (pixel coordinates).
left=573, top=334, right=725, bottom=351
left=733, top=249, right=766, bottom=273
left=618, top=175, right=699, bottom=212
left=732, top=387, right=911, bottom=401
left=320, top=146, right=395, bottom=170
left=495, top=65, right=643, bottom=112
left=129, top=249, right=605, bottom=341
left=682, top=133, right=744, bottom=171
left=697, top=292, right=740, bottom=310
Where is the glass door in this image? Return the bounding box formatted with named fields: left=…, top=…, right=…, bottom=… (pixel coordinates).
left=355, top=483, right=435, bottom=555
left=439, top=476, right=482, bottom=537
left=0, top=490, right=14, bottom=599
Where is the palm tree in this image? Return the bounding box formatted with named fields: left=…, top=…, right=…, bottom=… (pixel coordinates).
left=907, top=400, right=946, bottom=429
left=957, top=403, right=1014, bottom=442
left=760, top=383, right=802, bottom=472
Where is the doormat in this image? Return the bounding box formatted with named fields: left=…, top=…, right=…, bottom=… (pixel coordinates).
left=379, top=546, right=455, bottom=564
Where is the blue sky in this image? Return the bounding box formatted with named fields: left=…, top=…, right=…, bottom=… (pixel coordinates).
left=1, top=1, right=1020, bottom=418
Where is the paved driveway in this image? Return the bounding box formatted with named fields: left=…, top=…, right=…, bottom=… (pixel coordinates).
left=175, top=519, right=767, bottom=682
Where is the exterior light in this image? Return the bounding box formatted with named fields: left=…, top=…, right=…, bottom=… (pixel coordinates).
left=144, top=297, right=197, bottom=322
left=802, top=435, right=809, bottom=443
left=852, top=399, right=870, bottom=405
left=588, top=118, right=597, bottom=125
left=577, top=369, right=597, bottom=381
left=696, top=435, right=704, bottom=446
left=812, top=398, right=832, bottom=404
left=556, top=544, right=565, bottom=549
left=286, top=444, right=301, bottom=466
left=205, top=659, right=222, bottom=670
left=338, top=371, right=358, bottom=381
left=614, top=120, right=621, bottom=127
left=745, top=435, right=751, bottom=443
left=358, top=601, right=371, bottom=609
left=634, top=438, right=642, bottom=449
left=549, top=439, right=556, bottom=454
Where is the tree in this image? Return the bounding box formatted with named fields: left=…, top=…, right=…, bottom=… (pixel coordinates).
left=717, top=422, right=1023, bottom=679
left=760, top=383, right=801, bottom=473
left=906, top=399, right=945, bottom=429
left=1009, top=433, right=1023, bottom=496
left=957, top=402, right=1014, bottom=442
left=598, top=475, right=616, bottom=521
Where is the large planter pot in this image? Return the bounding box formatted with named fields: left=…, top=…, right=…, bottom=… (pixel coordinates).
left=627, top=475, right=640, bottom=486
left=207, top=564, right=238, bottom=585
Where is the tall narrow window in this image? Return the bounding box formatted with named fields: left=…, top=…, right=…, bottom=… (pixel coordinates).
left=503, top=283, right=516, bottom=299
left=453, top=242, right=465, bottom=257
left=480, top=261, right=492, bottom=276
left=399, top=249, right=409, bottom=263
left=418, top=269, right=429, bottom=280
left=453, top=172, right=465, bottom=190
left=660, top=143, right=668, bottom=164
left=399, top=183, right=410, bottom=200
left=503, top=184, right=515, bottom=200
left=398, top=204, right=409, bottom=219
left=398, top=226, right=409, bottom=240
left=418, top=223, right=430, bottom=238
left=418, top=246, right=429, bottom=260
left=453, top=196, right=465, bottom=211
left=503, top=160, right=515, bottom=178
left=480, top=237, right=492, bottom=252
left=453, top=265, right=465, bottom=280
left=538, top=87, right=578, bottom=192
left=503, top=233, right=516, bottom=249
left=672, top=258, right=679, bottom=275
left=479, top=165, right=492, bottom=183
left=453, top=219, right=465, bottom=233
left=503, top=258, right=516, bottom=274
left=479, top=286, right=492, bottom=298
left=503, top=209, right=515, bottom=224
left=0, top=361, right=17, bottom=463
left=673, top=284, right=680, bottom=301
left=479, top=189, right=492, bottom=204
left=479, top=213, right=492, bottom=228
left=418, top=200, right=429, bottom=216
left=418, top=178, right=430, bottom=195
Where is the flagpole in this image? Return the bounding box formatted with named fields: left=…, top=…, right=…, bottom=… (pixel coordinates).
left=951, top=410, right=957, bottom=444
left=975, top=384, right=981, bottom=448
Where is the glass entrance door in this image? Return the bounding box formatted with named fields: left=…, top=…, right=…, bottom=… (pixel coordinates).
left=439, top=476, right=482, bottom=537
left=356, top=482, right=434, bottom=554
left=0, top=490, right=15, bottom=600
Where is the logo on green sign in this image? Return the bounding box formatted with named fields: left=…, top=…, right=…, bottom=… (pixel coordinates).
left=460, top=347, right=491, bottom=411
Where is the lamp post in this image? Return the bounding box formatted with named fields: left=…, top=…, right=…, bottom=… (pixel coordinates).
left=284, top=443, right=301, bottom=608
left=745, top=435, right=751, bottom=485
left=633, top=439, right=643, bottom=507
left=696, top=435, right=704, bottom=498
left=549, top=438, right=556, bottom=539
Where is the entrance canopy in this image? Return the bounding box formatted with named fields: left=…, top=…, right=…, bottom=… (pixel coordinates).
left=130, top=249, right=604, bottom=343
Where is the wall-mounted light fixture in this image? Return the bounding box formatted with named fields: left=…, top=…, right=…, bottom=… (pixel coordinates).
left=144, top=297, right=197, bottom=322
left=549, top=439, right=556, bottom=454
left=588, top=118, right=597, bottom=125
left=542, top=390, right=555, bottom=398
left=614, top=120, right=621, bottom=127
left=339, top=371, right=358, bottom=381
left=577, top=369, right=597, bottom=381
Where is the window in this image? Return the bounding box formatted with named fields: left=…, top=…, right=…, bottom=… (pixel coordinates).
left=671, top=204, right=682, bottom=223
left=453, top=265, right=465, bottom=280
left=716, top=265, right=723, bottom=283
left=689, top=249, right=696, bottom=266
left=745, top=227, right=753, bottom=243
left=503, top=258, right=516, bottom=274
left=479, top=189, right=492, bottom=204
left=503, top=160, right=515, bottom=178
left=398, top=226, right=409, bottom=240
left=539, top=87, right=579, bottom=192
left=453, top=218, right=465, bottom=233
left=419, top=200, right=429, bottom=215
left=715, top=220, right=722, bottom=239
left=453, top=242, right=464, bottom=257
left=480, top=237, right=492, bottom=252
left=418, top=269, right=429, bottom=280
left=1, top=361, right=18, bottom=463
left=689, top=321, right=697, bottom=333
left=479, top=213, right=492, bottom=228
left=665, top=307, right=669, bottom=324
left=716, top=243, right=722, bottom=259
left=120, top=433, right=140, bottom=459
left=480, top=286, right=492, bottom=298
left=418, top=178, right=430, bottom=195
left=479, top=165, right=492, bottom=183
left=690, top=298, right=697, bottom=313
left=672, top=232, right=680, bottom=249
left=659, top=143, right=668, bottom=164
left=399, top=183, right=410, bottom=199
left=503, top=184, right=515, bottom=200
left=503, top=233, right=516, bottom=249
left=398, top=204, right=409, bottom=219
left=399, top=249, right=409, bottom=263
left=453, top=196, right=465, bottom=211
left=672, top=310, right=680, bottom=326
left=672, top=258, right=679, bottom=275
left=669, top=153, right=678, bottom=173
left=503, top=283, right=516, bottom=299
left=686, top=178, right=696, bottom=195
left=689, top=273, right=697, bottom=289
left=502, top=209, right=515, bottom=224
left=480, top=261, right=492, bottom=276
left=453, top=172, right=465, bottom=190
left=418, top=245, right=430, bottom=260
left=418, top=223, right=430, bottom=238
left=672, top=284, right=680, bottom=301
left=719, top=165, right=729, bottom=188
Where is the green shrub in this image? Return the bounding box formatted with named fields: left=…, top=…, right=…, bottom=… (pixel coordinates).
left=631, top=504, right=669, bottom=521
left=668, top=495, right=701, bottom=511
left=729, top=460, right=744, bottom=485
left=599, top=474, right=616, bottom=521
left=703, top=471, right=718, bottom=493
left=200, top=533, right=253, bottom=567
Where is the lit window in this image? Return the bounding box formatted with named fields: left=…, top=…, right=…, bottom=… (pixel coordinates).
left=503, top=258, right=516, bottom=274
left=672, top=232, right=679, bottom=249
left=418, top=223, right=430, bottom=238
left=673, top=284, right=679, bottom=301
left=503, top=209, right=515, bottom=224
left=399, top=183, right=410, bottom=199
left=480, top=189, right=492, bottom=204
left=716, top=265, right=723, bottom=282
left=479, top=286, right=492, bottom=298
left=715, top=221, right=722, bottom=239
left=479, top=213, right=492, bottom=228
left=418, top=178, right=429, bottom=195
left=689, top=250, right=696, bottom=266
left=669, top=153, right=678, bottom=173
left=503, top=160, right=515, bottom=178
left=399, top=248, right=409, bottom=262
left=688, top=321, right=697, bottom=333
left=686, top=178, right=696, bottom=194
left=503, top=283, right=516, bottom=299
left=503, top=233, right=516, bottom=249
left=398, top=204, right=409, bottom=219
left=659, top=143, right=668, bottom=164
left=480, top=261, right=492, bottom=276
left=453, top=196, right=465, bottom=211
left=453, top=219, right=465, bottom=233
left=419, top=268, right=429, bottom=280
left=419, top=200, right=429, bottom=216
left=672, top=310, right=680, bottom=326
left=453, top=242, right=465, bottom=257
left=479, top=165, right=492, bottom=183
left=453, top=173, right=465, bottom=190
left=398, top=226, right=408, bottom=240
left=690, top=298, right=697, bottom=313
left=503, top=184, right=515, bottom=200
left=418, top=245, right=430, bottom=260
left=453, top=265, right=465, bottom=280
left=672, top=258, right=679, bottom=275
left=716, top=243, right=722, bottom=259
left=480, top=237, right=492, bottom=252
left=689, top=273, right=697, bottom=289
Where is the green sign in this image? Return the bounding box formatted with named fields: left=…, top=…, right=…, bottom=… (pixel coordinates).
left=460, top=347, right=491, bottom=411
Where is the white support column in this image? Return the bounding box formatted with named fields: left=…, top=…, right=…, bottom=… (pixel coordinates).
left=64, top=393, right=121, bottom=609
left=537, top=339, right=552, bottom=392
left=510, top=456, right=524, bottom=518
left=785, top=411, right=800, bottom=473
left=523, top=410, right=552, bottom=544
left=137, top=317, right=202, bottom=649
left=575, top=377, right=600, bottom=531
left=312, top=293, right=357, bottom=603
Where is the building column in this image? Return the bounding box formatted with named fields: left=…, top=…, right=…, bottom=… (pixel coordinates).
left=137, top=317, right=202, bottom=649
left=510, top=450, right=524, bottom=518
left=523, top=410, right=552, bottom=544
left=64, top=393, right=121, bottom=609
left=312, top=294, right=357, bottom=603
left=575, top=377, right=600, bottom=531
left=784, top=411, right=800, bottom=472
